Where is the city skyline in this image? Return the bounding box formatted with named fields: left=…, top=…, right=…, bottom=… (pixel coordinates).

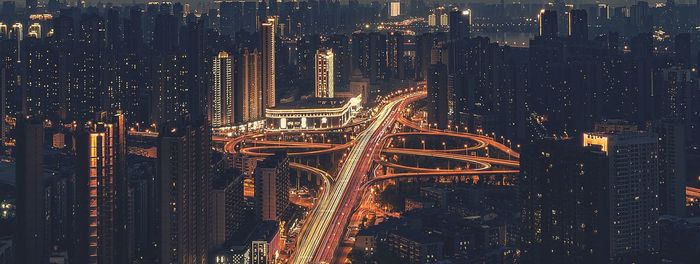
left=1, top=0, right=700, bottom=263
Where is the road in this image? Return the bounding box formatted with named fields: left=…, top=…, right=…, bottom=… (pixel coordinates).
left=291, top=91, right=424, bottom=263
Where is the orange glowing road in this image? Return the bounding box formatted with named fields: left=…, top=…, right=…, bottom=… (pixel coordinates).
left=396, top=115, right=520, bottom=159
left=688, top=187, right=700, bottom=199
left=291, top=91, right=426, bottom=264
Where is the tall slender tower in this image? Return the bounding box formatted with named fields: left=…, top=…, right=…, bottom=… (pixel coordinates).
left=158, top=119, right=212, bottom=264
left=315, top=48, right=334, bottom=98
left=212, top=51, right=235, bottom=128
left=14, top=118, right=48, bottom=264
left=260, top=17, right=276, bottom=110
left=241, top=48, right=262, bottom=121
left=73, top=112, right=129, bottom=264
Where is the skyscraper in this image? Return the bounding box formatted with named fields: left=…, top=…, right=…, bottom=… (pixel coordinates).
left=568, top=9, right=588, bottom=40
left=212, top=51, right=235, bottom=128
left=241, top=48, right=262, bottom=121
left=315, top=48, right=334, bottom=98
left=261, top=17, right=276, bottom=110
left=582, top=131, right=660, bottom=262
left=538, top=10, right=558, bottom=39
left=14, top=118, right=48, bottom=264
left=73, top=112, right=129, bottom=264
left=158, top=120, right=212, bottom=264
left=254, top=152, right=290, bottom=222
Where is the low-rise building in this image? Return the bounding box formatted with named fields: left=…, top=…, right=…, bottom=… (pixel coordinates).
left=265, top=95, right=361, bottom=130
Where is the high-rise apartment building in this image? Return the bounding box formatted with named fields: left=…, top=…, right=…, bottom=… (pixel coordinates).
left=519, top=139, right=607, bottom=263
left=212, top=51, right=235, bottom=127
left=315, top=48, right=334, bottom=98
left=261, top=17, right=276, bottom=110
left=73, top=112, right=129, bottom=264
left=158, top=120, right=212, bottom=264
left=582, top=131, right=660, bottom=262
left=521, top=132, right=661, bottom=263
left=254, top=152, right=290, bottom=222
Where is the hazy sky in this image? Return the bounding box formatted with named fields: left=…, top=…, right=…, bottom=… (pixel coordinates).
left=15, top=0, right=697, bottom=9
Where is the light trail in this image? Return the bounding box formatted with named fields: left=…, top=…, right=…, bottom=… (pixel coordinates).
left=291, top=91, right=425, bottom=263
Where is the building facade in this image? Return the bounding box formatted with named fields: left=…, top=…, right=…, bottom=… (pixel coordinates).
left=315, top=48, right=334, bottom=98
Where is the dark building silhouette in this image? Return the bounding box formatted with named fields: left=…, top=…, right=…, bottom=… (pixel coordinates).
left=427, top=63, right=449, bottom=129
left=158, top=119, right=212, bottom=264
left=14, top=118, right=48, bottom=264
left=568, top=9, right=588, bottom=40
left=538, top=10, right=558, bottom=39
left=448, top=9, right=471, bottom=42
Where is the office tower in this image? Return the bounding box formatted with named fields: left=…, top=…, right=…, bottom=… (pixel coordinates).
left=448, top=9, right=471, bottom=42
left=158, top=120, right=212, bottom=264
left=582, top=131, right=660, bottom=262
left=14, top=118, right=48, bottom=264
left=519, top=139, right=607, bottom=263
left=387, top=31, right=405, bottom=80
left=212, top=51, right=235, bottom=128
left=261, top=17, right=276, bottom=110
left=212, top=170, right=244, bottom=247
left=649, top=120, right=686, bottom=217
left=568, top=9, right=588, bottom=40
left=427, top=63, right=449, bottom=129
left=538, top=10, right=558, bottom=39
left=315, top=48, right=335, bottom=98
left=241, top=48, right=262, bottom=121
left=73, top=112, right=129, bottom=264
left=254, top=152, right=290, bottom=222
